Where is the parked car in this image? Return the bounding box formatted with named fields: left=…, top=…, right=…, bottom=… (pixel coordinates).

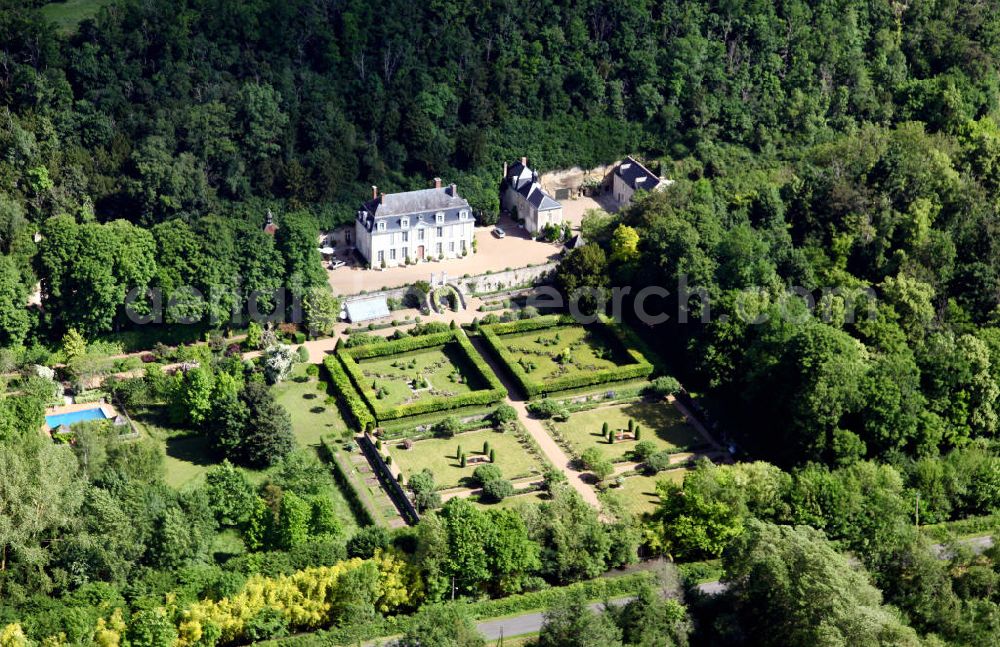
left=329, top=260, right=346, bottom=270
left=493, top=227, right=506, bottom=239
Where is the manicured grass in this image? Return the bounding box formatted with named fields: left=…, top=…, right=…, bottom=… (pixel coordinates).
left=550, top=401, right=704, bottom=462
left=40, top=0, right=113, bottom=33
left=388, top=428, right=543, bottom=490
left=355, top=344, right=481, bottom=409
left=129, top=406, right=216, bottom=489
left=500, top=325, right=625, bottom=382
left=604, top=468, right=687, bottom=516
left=273, top=364, right=350, bottom=448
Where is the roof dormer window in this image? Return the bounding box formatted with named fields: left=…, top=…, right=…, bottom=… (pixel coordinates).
left=401, top=217, right=410, bottom=229
left=435, top=212, right=444, bottom=224
left=376, top=221, right=386, bottom=232
left=459, top=210, right=469, bottom=220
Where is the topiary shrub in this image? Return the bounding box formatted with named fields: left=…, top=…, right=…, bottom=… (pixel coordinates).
left=492, top=404, right=518, bottom=428
left=472, top=463, right=503, bottom=486
left=435, top=416, right=463, bottom=438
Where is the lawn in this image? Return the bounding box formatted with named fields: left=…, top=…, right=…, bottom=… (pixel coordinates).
left=499, top=325, right=626, bottom=382
left=388, top=428, right=543, bottom=490
left=604, top=468, right=687, bottom=516
left=273, top=364, right=350, bottom=447
left=550, top=401, right=705, bottom=462
left=356, top=344, right=482, bottom=409
left=40, top=0, right=113, bottom=33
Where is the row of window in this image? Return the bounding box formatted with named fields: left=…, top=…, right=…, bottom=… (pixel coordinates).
left=375, top=210, right=470, bottom=232
left=376, top=240, right=466, bottom=263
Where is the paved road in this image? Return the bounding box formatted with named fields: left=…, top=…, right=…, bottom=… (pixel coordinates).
left=467, top=534, right=995, bottom=642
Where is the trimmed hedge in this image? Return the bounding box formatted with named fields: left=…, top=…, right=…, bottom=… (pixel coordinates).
left=337, top=328, right=507, bottom=423
left=480, top=315, right=654, bottom=398
left=317, top=437, right=378, bottom=527
left=323, top=356, right=375, bottom=432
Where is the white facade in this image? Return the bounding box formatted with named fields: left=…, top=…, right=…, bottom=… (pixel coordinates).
left=612, top=156, right=668, bottom=208
left=356, top=215, right=474, bottom=268
left=355, top=184, right=475, bottom=268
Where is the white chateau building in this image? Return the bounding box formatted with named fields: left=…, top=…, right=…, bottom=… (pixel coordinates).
left=501, top=157, right=563, bottom=234
left=355, top=179, right=474, bottom=268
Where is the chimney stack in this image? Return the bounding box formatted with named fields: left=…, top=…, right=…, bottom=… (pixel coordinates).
left=371, top=185, right=378, bottom=200
left=449, top=183, right=457, bottom=197
left=521, top=156, right=527, bottom=166
left=434, top=177, right=442, bottom=189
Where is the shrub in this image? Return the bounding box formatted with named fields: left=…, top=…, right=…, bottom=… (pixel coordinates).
left=632, top=440, right=658, bottom=461
left=527, top=399, right=569, bottom=420
left=489, top=448, right=496, bottom=463
left=472, top=464, right=503, bottom=486
left=492, top=403, right=518, bottom=427
left=434, top=416, right=463, bottom=438
left=643, top=450, right=673, bottom=474
left=647, top=375, right=682, bottom=397
left=460, top=453, right=467, bottom=468
left=483, top=440, right=490, bottom=454
left=602, top=421, right=609, bottom=436
left=305, top=364, right=320, bottom=377
left=295, top=345, right=310, bottom=363
left=634, top=426, right=641, bottom=440
left=482, top=478, right=515, bottom=502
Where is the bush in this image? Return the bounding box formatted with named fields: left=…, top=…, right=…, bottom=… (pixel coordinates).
left=481, top=478, right=515, bottom=502
left=527, top=399, right=569, bottom=420
left=435, top=416, right=463, bottom=438
left=295, top=346, right=310, bottom=363
left=643, top=450, right=673, bottom=474
left=632, top=440, right=658, bottom=461
left=346, top=526, right=390, bottom=559
left=647, top=375, right=682, bottom=397
left=323, top=356, right=374, bottom=431
left=492, top=403, right=518, bottom=427
left=472, top=464, right=503, bottom=486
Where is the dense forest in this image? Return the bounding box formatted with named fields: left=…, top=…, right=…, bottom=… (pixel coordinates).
left=2, top=0, right=1000, bottom=645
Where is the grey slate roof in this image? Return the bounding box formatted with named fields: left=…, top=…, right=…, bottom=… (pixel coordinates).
left=357, top=186, right=471, bottom=233
left=504, top=160, right=561, bottom=211
left=615, top=156, right=662, bottom=192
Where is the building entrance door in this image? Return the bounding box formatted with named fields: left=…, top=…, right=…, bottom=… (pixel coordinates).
left=417, top=245, right=425, bottom=260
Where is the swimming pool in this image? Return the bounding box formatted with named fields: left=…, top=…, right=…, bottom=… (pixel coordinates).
left=46, top=407, right=109, bottom=429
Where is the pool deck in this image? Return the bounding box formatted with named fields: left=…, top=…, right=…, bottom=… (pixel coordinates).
left=42, top=401, right=118, bottom=435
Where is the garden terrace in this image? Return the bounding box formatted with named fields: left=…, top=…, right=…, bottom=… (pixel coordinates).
left=479, top=315, right=654, bottom=398
left=331, top=329, right=506, bottom=425
left=387, top=428, right=544, bottom=490
left=547, top=401, right=706, bottom=463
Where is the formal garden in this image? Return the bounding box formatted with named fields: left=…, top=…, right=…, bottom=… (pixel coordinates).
left=604, top=468, right=688, bottom=516
left=547, top=400, right=706, bottom=464
left=328, top=328, right=506, bottom=426
left=386, top=427, right=544, bottom=490
left=479, top=315, right=654, bottom=397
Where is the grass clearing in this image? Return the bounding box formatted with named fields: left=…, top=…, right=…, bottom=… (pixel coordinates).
left=388, top=428, right=543, bottom=490
left=603, top=468, right=688, bottom=516
left=550, top=400, right=705, bottom=462
left=273, top=364, right=350, bottom=448
left=40, top=0, right=113, bottom=33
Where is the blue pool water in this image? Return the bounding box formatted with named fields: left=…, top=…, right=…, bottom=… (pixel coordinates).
left=46, top=407, right=108, bottom=428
